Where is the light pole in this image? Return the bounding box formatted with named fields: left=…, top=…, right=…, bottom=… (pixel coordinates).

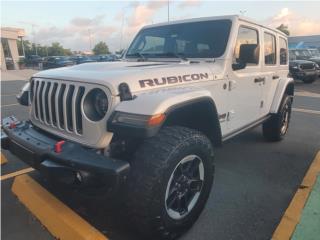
left=88, top=29, right=92, bottom=51
left=168, top=0, right=170, bottom=22
left=19, top=36, right=25, bottom=57
left=119, top=6, right=129, bottom=52
left=120, top=10, right=125, bottom=51
left=31, top=24, right=38, bottom=55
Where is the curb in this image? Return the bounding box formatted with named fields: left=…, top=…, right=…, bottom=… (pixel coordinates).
left=11, top=174, right=107, bottom=240
left=1, top=153, right=8, bottom=165
left=272, top=151, right=320, bottom=240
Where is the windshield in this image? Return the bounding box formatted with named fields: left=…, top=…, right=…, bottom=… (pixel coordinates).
left=126, top=19, right=232, bottom=59
left=293, top=50, right=311, bottom=57
left=309, top=49, right=320, bottom=57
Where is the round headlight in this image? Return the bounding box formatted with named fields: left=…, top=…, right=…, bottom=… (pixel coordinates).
left=83, top=88, right=108, bottom=121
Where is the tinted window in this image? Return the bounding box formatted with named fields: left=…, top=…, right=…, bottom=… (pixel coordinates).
left=234, top=26, right=259, bottom=65
left=126, top=20, right=232, bottom=58
left=279, top=37, right=288, bottom=65
left=264, top=33, right=276, bottom=65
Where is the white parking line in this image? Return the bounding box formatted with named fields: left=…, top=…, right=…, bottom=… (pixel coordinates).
left=293, top=108, right=320, bottom=115
left=1, top=94, right=18, bottom=97
left=295, top=91, right=320, bottom=98
left=0, top=103, right=19, bottom=108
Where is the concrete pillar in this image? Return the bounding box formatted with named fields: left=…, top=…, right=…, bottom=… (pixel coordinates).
left=8, top=39, right=20, bottom=70
left=0, top=42, right=7, bottom=71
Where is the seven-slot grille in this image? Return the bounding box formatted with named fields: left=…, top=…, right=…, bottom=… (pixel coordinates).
left=30, top=78, right=85, bottom=135
left=300, top=63, right=315, bottom=70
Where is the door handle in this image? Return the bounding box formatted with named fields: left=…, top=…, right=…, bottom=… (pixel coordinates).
left=272, top=75, right=279, bottom=80
left=254, top=77, right=265, bottom=83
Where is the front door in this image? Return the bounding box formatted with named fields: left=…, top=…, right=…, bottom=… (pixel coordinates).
left=227, top=25, right=263, bottom=133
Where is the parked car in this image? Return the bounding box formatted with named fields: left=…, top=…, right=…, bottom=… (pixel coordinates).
left=3, top=15, right=294, bottom=239
left=5, top=57, right=14, bottom=70
left=289, top=49, right=312, bottom=61
left=25, top=55, right=43, bottom=66
left=307, top=49, right=320, bottom=76
left=289, top=60, right=318, bottom=83
left=91, top=54, right=118, bottom=62
left=43, top=56, right=74, bottom=69
left=70, top=56, right=96, bottom=64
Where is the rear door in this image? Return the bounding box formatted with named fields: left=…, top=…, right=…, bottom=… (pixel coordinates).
left=260, top=30, right=279, bottom=116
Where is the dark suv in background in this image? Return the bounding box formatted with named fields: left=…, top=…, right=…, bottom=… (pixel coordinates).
left=289, top=49, right=319, bottom=83
left=289, top=60, right=318, bottom=83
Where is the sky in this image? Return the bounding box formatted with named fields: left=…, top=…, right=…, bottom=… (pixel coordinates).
left=2, top=0, right=320, bottom=52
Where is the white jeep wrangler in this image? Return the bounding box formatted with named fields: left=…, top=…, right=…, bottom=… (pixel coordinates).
left=2, top=15, right=294, bottom=239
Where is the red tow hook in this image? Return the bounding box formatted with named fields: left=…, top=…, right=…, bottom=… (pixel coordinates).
left=9, top=122, right=17, bottom=129
left=54, top=140, right=65, bottom=153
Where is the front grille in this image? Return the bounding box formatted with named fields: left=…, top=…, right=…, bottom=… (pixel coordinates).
left=300, top=63, right=315, bottom=70
left=31, top=78, right=85, bottom=135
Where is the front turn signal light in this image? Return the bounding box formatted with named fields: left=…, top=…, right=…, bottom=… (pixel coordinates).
left=148, top=113, right=166, bottom=126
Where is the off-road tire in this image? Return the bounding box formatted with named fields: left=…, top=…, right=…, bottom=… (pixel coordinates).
left=125, top=126, right=214, bottom=239
left=302, top=76, right=316, bottom=84
left=263, top=94, right=292, bottom=141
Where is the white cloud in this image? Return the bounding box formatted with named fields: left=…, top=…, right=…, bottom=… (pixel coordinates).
left=118, top=0, right=168, bottom=48
left=178, top=0, right=201, bottom=9
left=29, top=15, right=117, bottom=51
left=266, top=8, right=320, bottom=36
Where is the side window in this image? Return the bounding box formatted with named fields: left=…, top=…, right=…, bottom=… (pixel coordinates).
left=234, top=26, right=259, bottom=66
left=279, top=38, right=288, bottom=65
left=264, top=32, right=276, bottom=65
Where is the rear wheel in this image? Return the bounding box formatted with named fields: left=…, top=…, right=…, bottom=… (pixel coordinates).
left=263, top=94, right=292, bottom=141
left=125, top=126, right=214, bottom=239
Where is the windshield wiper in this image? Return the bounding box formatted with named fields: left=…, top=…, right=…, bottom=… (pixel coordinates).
left=162, top=52, right=189, bottom=62
left=126, top=52, right=148, bottom=61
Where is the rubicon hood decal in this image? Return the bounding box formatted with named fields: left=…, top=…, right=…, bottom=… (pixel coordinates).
left=139, top=72, right=209, bottom=88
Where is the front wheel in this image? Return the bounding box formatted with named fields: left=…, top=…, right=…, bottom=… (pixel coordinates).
left=263, top=94, right=292, bottom=141
left=125, top=126, right=214, bottom=239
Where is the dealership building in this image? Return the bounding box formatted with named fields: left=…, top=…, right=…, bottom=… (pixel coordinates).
left=1, top=27, right=25, bottom=71
left=288, top=35, right=320, bottom=49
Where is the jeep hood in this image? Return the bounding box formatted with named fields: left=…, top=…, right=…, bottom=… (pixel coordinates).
left=33, top=61, right=224, bottom=95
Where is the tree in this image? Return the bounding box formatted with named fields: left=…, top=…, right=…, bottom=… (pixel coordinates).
left=47, top=42, right=65, bottom=56
left=17, top=39, right=33, bottom=56
left=277, top=24, right=290, bottom=36
left=46, top=42, right=71, bottom=56
left=93, top=41, right=110, bottom=55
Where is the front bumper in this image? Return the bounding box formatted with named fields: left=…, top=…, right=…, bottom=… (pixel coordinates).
left=291, top=70, right=317, bottom=79
left=1, top=116, right=130, bottom=190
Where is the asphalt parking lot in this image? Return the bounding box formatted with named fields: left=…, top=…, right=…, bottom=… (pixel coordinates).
left=1, top=78, right=320, bottom=240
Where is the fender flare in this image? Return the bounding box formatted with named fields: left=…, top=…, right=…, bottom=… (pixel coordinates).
left=163, top=97, right=222, bottom=146
left=270, top=78, right=294, bottom=113
left=109, top=90, right=222, bottom=145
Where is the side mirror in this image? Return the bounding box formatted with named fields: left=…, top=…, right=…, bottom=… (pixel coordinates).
left=232, top=62, right=246, bottom=71
left=16, top=82, right=30, bottom=106
left=233, top=44, right=259, bottom=71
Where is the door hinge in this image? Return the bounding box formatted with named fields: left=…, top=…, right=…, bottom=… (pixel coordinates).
left=227, top=110, right=235, bottom=121
left=228, top=80, right=237, bottom=91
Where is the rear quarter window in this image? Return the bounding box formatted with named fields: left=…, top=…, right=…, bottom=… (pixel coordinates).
left=279, top=37, right=288, bottom=65
left=264, top=32, right=276, bottom=65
